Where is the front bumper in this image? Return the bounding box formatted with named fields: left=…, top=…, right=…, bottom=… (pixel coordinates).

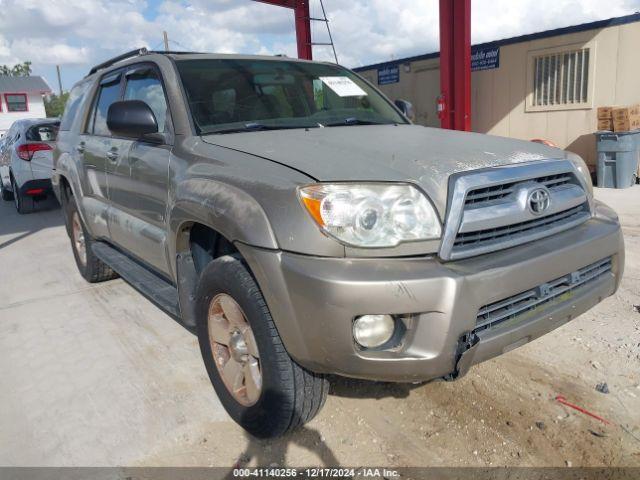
left=239, top=201, right=624, bottom=382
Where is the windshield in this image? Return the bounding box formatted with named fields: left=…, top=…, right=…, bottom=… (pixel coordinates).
left=176, top=58, right=407, bottom=134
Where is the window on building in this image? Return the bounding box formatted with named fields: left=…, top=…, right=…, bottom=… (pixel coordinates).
left=5, top=93, right=28, bottom=112
left=532, top=48, right=590, bottom=107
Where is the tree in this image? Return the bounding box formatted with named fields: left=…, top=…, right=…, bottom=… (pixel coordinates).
left=44, top=92, right=70, bottom=118
left=0, top=61, right=32, bottom=76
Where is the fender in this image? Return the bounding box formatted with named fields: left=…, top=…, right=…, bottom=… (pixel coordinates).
left=54, top=150, right=111, bottom=240
left=168, top=178, right=279, bottom=327
left=168, top=177, right=279, bottom=257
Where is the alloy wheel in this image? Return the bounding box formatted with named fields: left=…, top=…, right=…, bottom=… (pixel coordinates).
left=72, top=212, right=87, bottom=267
left=208, top=293, right=262, bottom=406
left=11, top=179, right=19, bottom=211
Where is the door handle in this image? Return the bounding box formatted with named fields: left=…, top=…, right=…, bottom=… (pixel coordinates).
left=106, top=150, right=119, bottom=163
left=76, top=142, right=85, bottom=154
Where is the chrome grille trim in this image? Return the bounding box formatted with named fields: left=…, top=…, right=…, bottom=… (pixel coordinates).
left=464, top=173, right=573, bottom=207
left=474, top=257, right=612, bottom=333
left=454, top=205, right=590, bottom=248
left=439, top=160, right=593, bottom=261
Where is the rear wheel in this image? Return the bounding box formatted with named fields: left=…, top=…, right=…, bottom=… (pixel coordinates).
left=11, top=177, right=34, bottom=214
left=196, top=255, right=329, bottom=438
left=0, top=180, right=13, bottom=201
left=66, top=194, right=117, bottom=283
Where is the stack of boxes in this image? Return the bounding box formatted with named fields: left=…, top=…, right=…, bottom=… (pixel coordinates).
left=597, top=104, right=640, bottom=132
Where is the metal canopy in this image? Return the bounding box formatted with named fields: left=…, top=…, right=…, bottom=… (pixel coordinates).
left=254, top=0, right=313, bottom=60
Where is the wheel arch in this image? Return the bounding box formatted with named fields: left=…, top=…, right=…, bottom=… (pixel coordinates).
left=173, top=218, right=252, bottom=328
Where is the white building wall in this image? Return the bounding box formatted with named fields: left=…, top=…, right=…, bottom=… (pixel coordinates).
left=0, top=93, right=47, bottom=136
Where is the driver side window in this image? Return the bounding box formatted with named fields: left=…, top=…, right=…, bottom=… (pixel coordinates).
left=123, top=68, right=168, bottom=133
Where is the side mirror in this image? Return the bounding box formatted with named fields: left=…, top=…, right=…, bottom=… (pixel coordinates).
left=107, top=100, right=158, bottom=138
left=394, top=99, right=415, bottom=122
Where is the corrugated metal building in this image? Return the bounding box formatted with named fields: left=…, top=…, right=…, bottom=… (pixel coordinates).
left=354, top=13, right=640, bottom=168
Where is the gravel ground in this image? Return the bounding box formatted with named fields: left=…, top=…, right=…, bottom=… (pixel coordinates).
left=0, top=187, right=638, bottom=468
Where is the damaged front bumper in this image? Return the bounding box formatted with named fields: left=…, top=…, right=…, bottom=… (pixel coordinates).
left=239, top=201, right=624, bottom=383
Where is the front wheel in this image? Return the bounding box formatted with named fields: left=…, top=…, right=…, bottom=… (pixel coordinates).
left=196, top=255, right=329, bottom=438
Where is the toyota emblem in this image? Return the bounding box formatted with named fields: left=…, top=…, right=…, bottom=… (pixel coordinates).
left=528, top=188, right=551, bottom=214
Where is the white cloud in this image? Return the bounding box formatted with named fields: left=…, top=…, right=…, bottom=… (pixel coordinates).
left=0, top=0, right=637, bottom=87
left=10, top=40, right=90, bottom=65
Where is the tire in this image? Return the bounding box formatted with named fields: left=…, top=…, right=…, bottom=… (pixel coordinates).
left=66, top=194, right=118, bottom=283
left=196, top=255, right=329, bottom=438
left=11, top=176, right=34, bottom=214
left=0, top=180, right=13, bottom=201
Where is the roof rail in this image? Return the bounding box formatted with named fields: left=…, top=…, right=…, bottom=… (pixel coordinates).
left=147, top=50, right=201, bottom=55
left=87, top=47, right=149, bottom=76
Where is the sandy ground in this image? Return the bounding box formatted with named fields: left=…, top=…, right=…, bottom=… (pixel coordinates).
left=0, top=187, right=638, bottom=468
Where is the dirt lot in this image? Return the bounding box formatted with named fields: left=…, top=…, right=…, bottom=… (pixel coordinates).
left=0, top=187, right=638, bottom=468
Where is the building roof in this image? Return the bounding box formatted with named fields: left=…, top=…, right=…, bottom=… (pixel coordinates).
left=353, top=12, right=640, bottom=72
left=0, top=75, right=51, bottom=94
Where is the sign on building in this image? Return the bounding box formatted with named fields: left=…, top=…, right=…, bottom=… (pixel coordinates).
left=378, top=65, right=400, bottom=85
left=471, top=46, right=500, bottom=71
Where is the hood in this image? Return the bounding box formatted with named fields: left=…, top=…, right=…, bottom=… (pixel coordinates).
left=202, top=124, right=565, bottom=216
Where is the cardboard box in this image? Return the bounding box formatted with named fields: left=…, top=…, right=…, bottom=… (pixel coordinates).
left=597, top=118, right=613, bottom=131
left=597, top=106, right=613, bottom=119
left=612, top=104, right=640, bottom=132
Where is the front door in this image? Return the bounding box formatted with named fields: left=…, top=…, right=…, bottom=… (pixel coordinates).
left=106, top=64, right=172, bottom=276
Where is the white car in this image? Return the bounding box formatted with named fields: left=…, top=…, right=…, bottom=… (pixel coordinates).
left=0, top=119, right=59, bottom=213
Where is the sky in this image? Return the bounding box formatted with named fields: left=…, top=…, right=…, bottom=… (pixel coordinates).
left=0, top=0, right=639, bottom=93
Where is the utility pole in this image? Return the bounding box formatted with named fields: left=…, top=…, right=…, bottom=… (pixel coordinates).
left=56, top=65, right=63, bottom=96
left=163, top=31, right=169, bottom=51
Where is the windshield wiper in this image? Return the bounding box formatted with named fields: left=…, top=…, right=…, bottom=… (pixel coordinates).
left=323, top=117, right=396, bottom=127
left=207, top=122, right=320, bottom=135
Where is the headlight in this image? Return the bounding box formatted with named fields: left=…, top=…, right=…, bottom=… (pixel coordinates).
left=298, top=183, right=441, bottom=247
left=567, top=152, right=594, bottom=197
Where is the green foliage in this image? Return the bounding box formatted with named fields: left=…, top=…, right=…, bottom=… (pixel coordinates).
left=0, top=61, right=32, bottom=76
left=44, top=92, right=70, bottom=118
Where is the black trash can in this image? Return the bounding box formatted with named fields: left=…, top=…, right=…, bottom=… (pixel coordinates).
left=595, top=130, right=640, bottom=188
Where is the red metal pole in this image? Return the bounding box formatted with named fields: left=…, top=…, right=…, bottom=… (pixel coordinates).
left=252, top=0, right=312, bottom=60
left=439, top=0, right=454, bottom=130
left=439, top=0, right=471, bottom=131
left=294, top=0, right=313, bottom=60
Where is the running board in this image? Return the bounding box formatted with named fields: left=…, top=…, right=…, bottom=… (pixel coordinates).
left=92, top=242, right=180, bottom=319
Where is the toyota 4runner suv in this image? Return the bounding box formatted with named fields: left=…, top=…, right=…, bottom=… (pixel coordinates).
left=53, top=48, right=624, bottom=438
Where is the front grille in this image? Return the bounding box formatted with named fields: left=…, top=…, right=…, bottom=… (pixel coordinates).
left=454, top=204, right=588, bottom=249
left=474, top=257, right=612, bottom=333
left=464, top=173, right=574, bottom=207
left=439, top=161, right=592, bottom=261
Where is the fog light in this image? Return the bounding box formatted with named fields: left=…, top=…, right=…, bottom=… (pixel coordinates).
left=353, top=314, right=395, bottom=348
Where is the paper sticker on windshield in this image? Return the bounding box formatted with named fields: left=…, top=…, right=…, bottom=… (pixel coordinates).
left=319, top=76, right=367, bottom=97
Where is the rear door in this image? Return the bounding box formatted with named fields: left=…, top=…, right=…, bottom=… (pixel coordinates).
left=106, top=63, right=172, bottom=276
left=81, top=70, right=128, bottom=203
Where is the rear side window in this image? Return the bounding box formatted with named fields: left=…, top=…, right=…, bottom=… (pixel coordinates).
left=124, top=68, right=168, bottom=132
left=60, top=81, right=91, bottom=131
left=89, top=74, right=122, bottom=136
left=26, top=123, right=59, bottom=142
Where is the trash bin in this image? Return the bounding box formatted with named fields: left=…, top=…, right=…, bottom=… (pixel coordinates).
left=595, top=130, right=640, bottom=188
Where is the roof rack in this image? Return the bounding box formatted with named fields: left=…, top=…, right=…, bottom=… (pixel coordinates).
left=147, top=50, right=201, bottom=56
left=87, top=48, right=149, bottom=76
left=87, top=48, right=204, bottom=76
